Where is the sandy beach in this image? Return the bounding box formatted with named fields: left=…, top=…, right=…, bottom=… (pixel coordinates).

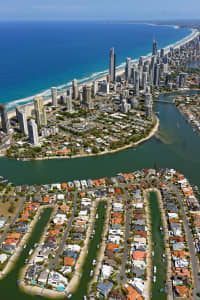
left=6, top=28, right=199, bottom=121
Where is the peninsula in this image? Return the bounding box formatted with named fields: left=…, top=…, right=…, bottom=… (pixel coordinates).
left=0, top=29, right=199, bottom=161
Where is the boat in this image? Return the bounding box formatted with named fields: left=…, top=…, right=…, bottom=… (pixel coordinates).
left=96, top=214, right=98, bottom=219
left=153, top=266, right=157, bottom=274
left=153, top=276, right=156, bottom=282
left=23, top=244, right=27, bottom=249
left=92, top=259, right=97, bottom=266
left=90, top=270, right=94, bottom=277
left=29, top=249, right=34, bottom=256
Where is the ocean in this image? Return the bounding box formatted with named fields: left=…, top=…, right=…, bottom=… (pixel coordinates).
left=0, top=21, right=191, bottom=110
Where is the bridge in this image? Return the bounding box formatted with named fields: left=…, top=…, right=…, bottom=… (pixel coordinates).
left=154, top=99, right=175, bottom=104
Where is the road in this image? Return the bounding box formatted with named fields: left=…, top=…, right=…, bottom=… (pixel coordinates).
left=49, top=192, right=77, bottom=269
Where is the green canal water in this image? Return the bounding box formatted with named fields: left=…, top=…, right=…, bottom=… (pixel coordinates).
left=0, top=91, right=200, bottom=190
left=0, top=90, right=200, bottom=299
left=0, top=207, right=53, bottom=300
left=70, top=201, right=106, bottom=299
left=0, top=202, right=106, bottom=300
left=149, top=191, right=166, bottom=300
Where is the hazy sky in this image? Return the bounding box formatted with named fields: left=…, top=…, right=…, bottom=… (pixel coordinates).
left=0, top=0, right=200, bottom=21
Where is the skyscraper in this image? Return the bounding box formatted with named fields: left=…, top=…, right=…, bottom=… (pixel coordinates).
left=28, top=119, right=39, bottom=145
left=0, top=104, right=9, bottom=134
left=93, top=80, right=98, bottom=96
left=134, top=69, right=140, bottom=96
left=72, top=79, right=79, bottom=100
left=125, top=57, right=131, bottom=82
left=34, top=97, right=47, bottom=127
left=145, top=92, right=153, bottom=119
left=82, top=85, right=93, bottom=109
left=153, top=64, right=160, bottom=87
left=66, top=96, right=73, bottom=113
left=16, top=106, right=28, bottom=135
left=109, top=48, right=116, bottom=82
left=51, top=87, right=58, bottom=106
left=160, top=48, right=165, bottom=58
left=142, top=72, right=148, bottom=91
left=152, top=40, right=158, bottom=56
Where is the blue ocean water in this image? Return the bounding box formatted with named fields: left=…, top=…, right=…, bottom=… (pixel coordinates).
left=0, top=21, right=191, bottom=109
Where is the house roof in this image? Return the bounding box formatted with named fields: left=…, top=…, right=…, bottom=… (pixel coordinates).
left=64, top=257, right=76, bottom=266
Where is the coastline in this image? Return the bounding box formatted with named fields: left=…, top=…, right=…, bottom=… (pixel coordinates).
left=5, top=26, right=199, bottom=115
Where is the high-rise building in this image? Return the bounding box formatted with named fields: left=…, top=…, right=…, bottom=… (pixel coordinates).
left=34, top=97, right=47, bottom=127
left=72, top=79, right=79, bottom=100
left=51, top=87, right=58, bottom=106
left=145, top=93, right=153, bottom=119
left=93, top=80, right=98, bottom=96
left=121, top=99, right=130, bottom=113
left=134, top=69, right=140, bottom=96
left=28, top=119, right=39, bottom=146
left=176, top=72, right=187, bottom=89
left=160, top=48, right=165, bottom=58
left=66, top=96, right=73, bottom=113
left=139, top=56, right=143, bottom=67
left=142, top=72, right=148, bottom=91
left=16, top=106, right=28, bottom=135
left=82, top=85, right=93, bottom=109
left=153, top=64, right=160, bottom=87
left=125, top=57, right=131, bottom=82
left=60, top=91, right=67, bottom=105
left=152, top=40, right=158, bottom=56
left=0, top=104, right=9, bottom=134
left=109, top=48, right=116, bottom=82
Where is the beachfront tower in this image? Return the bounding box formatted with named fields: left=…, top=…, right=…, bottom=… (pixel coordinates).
left=28, top=119, right=39, bottom=146
left=0, top=104, right=9, bottom=134
left=72, top=79, right=79, bottom=100
left=109, top=48, right=116, bottom=82
left=142, top=72, right=148, bottom=91
left=152, top=40, right=158, bottom=56
left=34, top=96, right=47, bottom=127
left=66, top=96, right=73, bottom=113
left=93, top=80, right=98, bottom=96
left=51, top=87, right=58, bottom=106
left=125, top=57, right=131, bottom=82
left=16, top=106, right=28, bottom=135
left=82, top=85, right=93, bottom=109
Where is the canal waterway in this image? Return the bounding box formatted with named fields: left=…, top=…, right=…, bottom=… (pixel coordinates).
left=0, top=201, right=106, bottom=300
left=0, top=91, right=200, bottom=190
left=70, top=201, right=106, bottom=299
left=149, top=191, right=167, bottom=300
left=0, top=207, right=53, bottom=300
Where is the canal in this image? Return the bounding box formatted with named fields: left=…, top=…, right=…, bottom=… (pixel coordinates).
left=0, top=207, right=53, bottom=300
left=70, top=201, right=106, bottom=299
left=0, top=91, right=200, bottom=190
left=149, top=191, right=166, bottom=300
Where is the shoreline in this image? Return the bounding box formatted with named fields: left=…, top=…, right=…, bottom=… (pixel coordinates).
left=5, top=115, right=160, bottom=162
left=5, top=26, right=199, bottom=115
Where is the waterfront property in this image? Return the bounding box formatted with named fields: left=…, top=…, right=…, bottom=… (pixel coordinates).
left=0, top=168, right=199, bottom=299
